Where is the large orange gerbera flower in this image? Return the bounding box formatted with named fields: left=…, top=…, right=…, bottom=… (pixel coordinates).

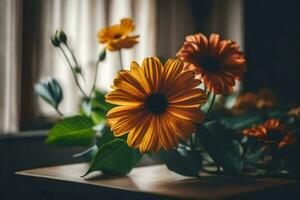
left=105, top=57, right=207, bottom=153
left=177, top=33, right=246, bottom=94
left=98, top=18, right=139, bottom=51
left=243, top=119, right=296, bottom=148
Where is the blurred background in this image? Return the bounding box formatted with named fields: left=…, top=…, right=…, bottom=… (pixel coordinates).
left=1, top=0, right=300, bottom=199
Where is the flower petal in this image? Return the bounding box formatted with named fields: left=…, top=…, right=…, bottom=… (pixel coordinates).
left=160, top=59, right=183, bottom=93
left=105, top=89, right=145, bottom=106
left=159, top=113, right=178, bottom=150
left=139, top=116, right=160, bottom=153
left=169, top=88, right=207, bottom=108
left=127, top=114, right=152, bottom=148
left=110, top=109, right=147, bottom=136
left=130, top=61, right=151, bottom=94
left=120, top=18, right=135, bottom=35
left=167, top=107, right=205, bottom=122
left=113, top=70, right=148, bottom=97
left=141, top=57, right=163, bottom=92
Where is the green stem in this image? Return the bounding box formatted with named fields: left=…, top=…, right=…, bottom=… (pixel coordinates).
left=58, top=46, right=88, bottom=98
left=64, top=43, right=86, bottom=83
left=65, top=43, right=79, bottom=66
left=189, top=135, right=195, bottom=150
left=55, top=107, right=64, bottom=117
left=89, top=60, right=100, bottom=98
left=119, top=50, right=123, bottom=70
left=206, top=93, right=216, bottom=114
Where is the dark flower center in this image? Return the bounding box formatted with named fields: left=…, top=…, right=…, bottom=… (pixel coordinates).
left=267, top=130, right=284, bottom=142
left=200, top=56, right=220, bottom=73
left=113, top=33, right=122, bottom=39
left=146, top=93, right=169, bottom=114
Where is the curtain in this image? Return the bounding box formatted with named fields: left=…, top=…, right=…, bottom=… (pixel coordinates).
left=0, top=0, right=22, bottom=133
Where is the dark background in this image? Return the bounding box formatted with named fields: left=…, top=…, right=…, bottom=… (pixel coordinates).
left=244, top=0, right=300, bottom=103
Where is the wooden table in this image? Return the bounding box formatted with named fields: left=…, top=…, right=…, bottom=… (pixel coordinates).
left=16, top=163, right=300, bottom=200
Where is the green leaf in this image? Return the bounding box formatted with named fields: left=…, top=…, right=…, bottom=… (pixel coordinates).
left=92, top=90, right=114, bottom=112
left=85, top=138, right=142, bottom=175
left=197, top=121, right=243, bottom=175
left=46, top=116, right=95, bottom=147
left=35, top=78, right=63, bottom=109
left=80, top=90, right=114, bottom=124
left=96, top=126, right=115, bottom=148
left=160, top=148, right=203, bottom=177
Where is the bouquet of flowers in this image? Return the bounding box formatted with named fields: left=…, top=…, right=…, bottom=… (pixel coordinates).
left=36, top=18, right=300, bottom=177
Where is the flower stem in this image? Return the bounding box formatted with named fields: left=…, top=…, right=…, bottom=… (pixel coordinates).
left=65, top=43, right=79, bottom=67
left=206, top=93, right=216, bottom=114
left=119, top=50, right=123, bottom=70
left=55, top=107, right=64, bottom=117
left=58, top=46, right=88, bottom=98
left=89, top=60, right=100, bottom=98
left=64, top=43, right=86, bottom=83
left=189, top=134, right=195, bottom=150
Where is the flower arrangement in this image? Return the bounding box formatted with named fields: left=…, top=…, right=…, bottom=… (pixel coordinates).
left=36, top=18, right=300, bottom=177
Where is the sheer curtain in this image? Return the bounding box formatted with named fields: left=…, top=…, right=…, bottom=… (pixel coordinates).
left=0, top=0, right=21, bottom=133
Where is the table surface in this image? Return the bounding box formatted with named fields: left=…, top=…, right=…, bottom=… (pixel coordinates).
left=16, top=163, right=300, bottom=200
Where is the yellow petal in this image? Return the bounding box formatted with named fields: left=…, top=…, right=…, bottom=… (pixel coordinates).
left=160, top=59, right=183, bottom=93
left=173, top=119, right=196, bottom=141
left=113, top=76, right=147, bottom=98
left=127, top=114, right=152, bottom=148
left=165, top=70, right=198, bottom=98
left=141, top=57, right=163, bottom=92
left=139, top=116, right=160, bottom=153
left=111, top=109, right=147, bottom=136
left=120, top=18, right=135, bottom=35
left=159, top=113, right=178, bottom=150
left=105, top=89, right=145, bottom=106
left=169, top=88, right=207, bottom=108
left=130, top=61, right=151, bottom=94
left=167, top=107, right=205, bottom=122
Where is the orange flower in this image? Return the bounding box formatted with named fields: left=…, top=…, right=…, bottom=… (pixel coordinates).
left=98, top=18, right=139, bottom=51
left=177, top=33, right=246, bottom=94
left=289, top=107, right=300, bottom=119
left=105, top=57, right=207, bottom=153
left=243, top=119, right=295, bottom=148
left=278, top=133, right=296, bottom=148
left=233, top=89, right=277, bottom=113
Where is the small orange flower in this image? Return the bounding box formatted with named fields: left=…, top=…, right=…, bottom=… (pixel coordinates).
left=243, top=119, right=295, bottom=148
left=233, top=89, right=277, bottom=113
left=177, top=33, right=246, bottom=94
left=278, top=133, right=296, bottom=148
left=98, top=18, right=139, bottom=51
left=105, top=57, right=207, bottom=153
left=289, top=107, right=300, bottom=119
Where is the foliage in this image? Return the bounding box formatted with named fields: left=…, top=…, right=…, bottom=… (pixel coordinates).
left=46, top=116, right=95, bottom=147
left=85, top=138, right=142, bottom=175
left=35, top=78, right=63, bottom=111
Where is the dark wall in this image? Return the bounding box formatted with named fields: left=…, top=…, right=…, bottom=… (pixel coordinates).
left=0, top=131, right=85, bottom=200
left=244, top=0, right=300, bottom=103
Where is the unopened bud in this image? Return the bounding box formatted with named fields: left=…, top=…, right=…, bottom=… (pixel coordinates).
left=98, top=48, right=106, bottom=61
left=57, top=30, right=67, bottom=44
left=50, top=35, right=60, bottom=47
